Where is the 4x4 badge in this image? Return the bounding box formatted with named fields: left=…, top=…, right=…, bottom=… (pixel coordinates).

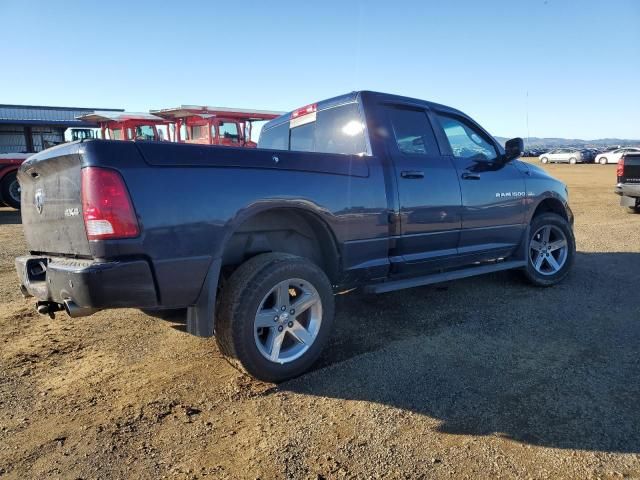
left=34, top=188, right=44, bottom=214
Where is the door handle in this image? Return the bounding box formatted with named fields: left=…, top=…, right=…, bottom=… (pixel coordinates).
left=400, top=170, right=425, bottom=179
left=461, top=172, right=481, bottom=180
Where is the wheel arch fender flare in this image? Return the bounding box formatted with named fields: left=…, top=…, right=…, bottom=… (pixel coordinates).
left=216, top=199, right=342, bottom=280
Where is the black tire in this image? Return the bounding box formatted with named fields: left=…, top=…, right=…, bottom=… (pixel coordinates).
left=540, top=157, right=549, bottom=164
left=1, top=171, right=20, bottom=210
left=627, top=206, right=640, bottom=214
left=216, top=253, right=334, bottom=382
left=599, top=157, right=608, bottom=165
left=521, top=213, right=575, bottom=287
left=569, top=157, right=577, bottom=165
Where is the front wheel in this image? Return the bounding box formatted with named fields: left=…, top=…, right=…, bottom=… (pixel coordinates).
left=522, top=213, right=575, bottom=287
left=216, top=253, right=334, bottom=382
left=569, top=157, right=577, bottom=165
left=599, top=157, right=608, bottom=165
left=540, top=157, right=549, bottom=164
left=0, top=171, right=20, bottom=210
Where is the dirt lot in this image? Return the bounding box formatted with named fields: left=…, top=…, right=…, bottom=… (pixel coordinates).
left=0, top=160, right=638, bottom=479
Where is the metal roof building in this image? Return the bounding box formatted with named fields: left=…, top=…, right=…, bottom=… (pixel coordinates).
left=0, top=104, right=123, bottom=154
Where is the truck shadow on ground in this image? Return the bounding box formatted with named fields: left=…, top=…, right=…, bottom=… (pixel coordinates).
left=283, top=251, right=640, bottom=454
left=0, top=208, right=21, bottom=225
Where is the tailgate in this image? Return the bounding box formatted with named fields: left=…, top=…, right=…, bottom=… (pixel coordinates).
left=18, top=143, right=91, bottom=256
left=620, top=154, right=640, bottom=184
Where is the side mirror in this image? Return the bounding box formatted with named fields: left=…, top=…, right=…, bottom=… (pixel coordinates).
left=504, top=137, right=524, bottom=162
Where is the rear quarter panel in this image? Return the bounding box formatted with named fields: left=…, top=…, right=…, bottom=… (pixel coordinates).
left=81, top=141, right=390, bottom=306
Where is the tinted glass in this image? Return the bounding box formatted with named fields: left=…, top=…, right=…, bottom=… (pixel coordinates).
left=289, top=122, right=315, bottom=152
left=258, top=122, right=289, bottom=150
left=314, top=103, right=366, bottom=155
left=436, top=114, right=498, bottom=161
left=260, top=102, right=367, bottom=155
left=387, top=108, right=433, bottom=155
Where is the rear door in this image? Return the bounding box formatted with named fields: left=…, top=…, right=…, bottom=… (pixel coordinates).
left=432, top=112, right=526, bottom=260
left=383, top=104, right=462, bottom=274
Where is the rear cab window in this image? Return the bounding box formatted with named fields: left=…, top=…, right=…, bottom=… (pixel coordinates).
left=258, top=101, right=368, bottom=156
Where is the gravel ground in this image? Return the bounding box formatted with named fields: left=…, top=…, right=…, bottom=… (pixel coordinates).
left=0, top=160, right=638, bottom=479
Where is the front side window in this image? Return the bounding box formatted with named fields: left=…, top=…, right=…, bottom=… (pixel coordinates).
left=387, top=107, right=434, bottom=155
left=436, top=114, right=498, bottom=162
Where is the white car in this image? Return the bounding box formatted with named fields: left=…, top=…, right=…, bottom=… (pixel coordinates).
left=594, top=147, right=640, bottom=165
left=539, top=148, right=584, bottom=164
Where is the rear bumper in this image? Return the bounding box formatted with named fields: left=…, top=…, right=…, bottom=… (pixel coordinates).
left=15, top=255, right=158, bottom=311
left=614, top=183, right=640, bottom=198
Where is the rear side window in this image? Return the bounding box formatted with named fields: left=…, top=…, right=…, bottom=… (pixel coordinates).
left=259, top=102, right=367, bottom=155
left=387, top=108, right=435, bottom=155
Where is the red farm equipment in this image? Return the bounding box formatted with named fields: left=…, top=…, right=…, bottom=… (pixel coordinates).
left=151, top=105, right=282, bottom=148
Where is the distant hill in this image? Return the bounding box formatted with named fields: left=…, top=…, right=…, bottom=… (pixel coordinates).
left=495, top=137, right=640, bottom=148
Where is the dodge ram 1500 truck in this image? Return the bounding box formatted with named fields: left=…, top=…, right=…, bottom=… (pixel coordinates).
left=15, top=91, right=575, bottom=382
left=615, top=152, right=640, bottom=213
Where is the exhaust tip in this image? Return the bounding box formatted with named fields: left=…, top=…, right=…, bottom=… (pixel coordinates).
left=63, top=300, right=98, bottom=318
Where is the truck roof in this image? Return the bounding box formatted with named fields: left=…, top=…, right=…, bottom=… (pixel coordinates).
left=76, top=111, right=166, bottom=124
left=263, top=91, right=464, bottom=130
left=151, top=105, right=284, bottom=122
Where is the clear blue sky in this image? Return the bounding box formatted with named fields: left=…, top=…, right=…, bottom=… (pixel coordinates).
left=1, top=0, right=638, bottom=139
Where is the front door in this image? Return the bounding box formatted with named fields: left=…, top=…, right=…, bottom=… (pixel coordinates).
left=384, top=105, right=462, bottom=274
left=432, top=112, right=527, bottom=261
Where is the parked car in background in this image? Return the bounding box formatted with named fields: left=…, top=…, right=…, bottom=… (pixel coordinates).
left=595, top=147, right=640, bottom=165
left=580, top=149, right=596, bottom=163
left=539, top=148, right=584, bottom=164
left=615, top=152, right=640, bottom=213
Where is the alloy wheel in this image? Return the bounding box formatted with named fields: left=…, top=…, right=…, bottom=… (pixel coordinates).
left=529, top=225, right=568, bottom=275
left=253, top=278, right=322, bottom=364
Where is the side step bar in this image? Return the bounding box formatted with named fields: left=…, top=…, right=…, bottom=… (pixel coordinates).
left=363, top=260, right=527, bottom=294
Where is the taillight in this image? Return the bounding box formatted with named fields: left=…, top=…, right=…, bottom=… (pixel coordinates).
left=617, top=157, right=625, bottom=178
left=81, top=167, right=139, bottom=240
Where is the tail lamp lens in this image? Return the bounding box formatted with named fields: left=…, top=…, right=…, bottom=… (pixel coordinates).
left=81, top=167, right=139, bottom=240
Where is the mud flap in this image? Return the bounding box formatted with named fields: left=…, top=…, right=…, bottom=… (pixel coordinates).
left=620, top=195, right=638, bottom=207
left=186, top=258, right=222, bottom=337
left=513, top=225, right=531, bottom=263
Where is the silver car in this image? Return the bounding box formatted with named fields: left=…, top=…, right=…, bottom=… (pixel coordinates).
left=539, top=148, right=583, bottom=164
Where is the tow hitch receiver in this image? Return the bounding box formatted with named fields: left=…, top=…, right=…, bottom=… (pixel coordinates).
left=36, top=301, right=64, bottom=319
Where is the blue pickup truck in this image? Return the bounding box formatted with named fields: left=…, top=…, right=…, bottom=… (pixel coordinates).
left=15, top=91, right=575, bottom=381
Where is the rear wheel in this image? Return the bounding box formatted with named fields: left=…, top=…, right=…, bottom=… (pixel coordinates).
left=216, top=253, right=334, bottom=382
left=1, top=171, right=20, bottom=210
left=522, top=213, right=575, bottom=286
